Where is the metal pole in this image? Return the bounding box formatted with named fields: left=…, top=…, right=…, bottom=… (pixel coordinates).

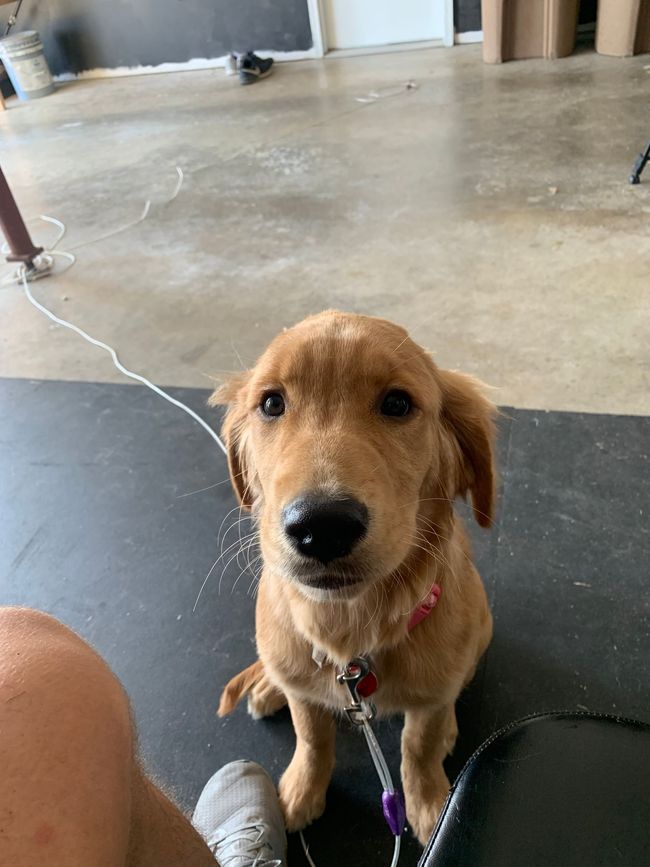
left=0, top=165, right=42, bottom=265
left=4, top=0, right=25, bottom=37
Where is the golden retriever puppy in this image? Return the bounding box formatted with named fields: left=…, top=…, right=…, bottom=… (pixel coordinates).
left=214, top=310, right=495, bottom=844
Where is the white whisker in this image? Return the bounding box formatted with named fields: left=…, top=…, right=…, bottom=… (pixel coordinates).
left=176, top=478, right=232, bottom=498
left=193, top=557, right=220, bottom=613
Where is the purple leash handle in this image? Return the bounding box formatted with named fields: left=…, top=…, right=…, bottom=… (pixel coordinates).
left=382, top=789, right=406, bottom=836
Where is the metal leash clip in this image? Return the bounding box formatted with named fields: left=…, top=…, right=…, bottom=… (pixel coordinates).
left=337, top=657, right=377, bottom=726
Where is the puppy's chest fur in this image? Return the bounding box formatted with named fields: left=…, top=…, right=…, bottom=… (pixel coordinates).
left=256, top=572, right=476, bottom=715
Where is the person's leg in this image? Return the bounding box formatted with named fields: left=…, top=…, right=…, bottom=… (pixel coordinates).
left=0, top=606, right=216, bottom=867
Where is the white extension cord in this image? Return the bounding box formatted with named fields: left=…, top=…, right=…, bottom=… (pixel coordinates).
left=18, top=264, right=226, bottom=456
left=3, top=168, right=227, bottom=457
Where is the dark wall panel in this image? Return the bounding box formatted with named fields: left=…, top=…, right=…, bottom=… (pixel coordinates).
left=0, top=0, right=312, bottom=76
left=454, top=0, right=481, bottom=33
left=579, top=0, right=598, bottom=24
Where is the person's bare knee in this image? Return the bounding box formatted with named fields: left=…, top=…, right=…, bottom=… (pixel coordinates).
left=0, top=608, right=216, bottom=867
left=0, top=606, right=134, bottom=866
left=0, top=606, right=133, bottom=768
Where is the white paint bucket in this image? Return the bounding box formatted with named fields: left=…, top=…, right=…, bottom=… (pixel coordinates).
left=0, top=31, right=54, bottom=100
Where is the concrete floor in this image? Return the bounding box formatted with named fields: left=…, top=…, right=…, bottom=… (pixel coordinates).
left=1, top=45, right=649, bottom=414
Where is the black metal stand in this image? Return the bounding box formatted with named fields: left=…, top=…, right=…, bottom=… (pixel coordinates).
left=0, top=165, right=43, bottom=268
left=629, top=140, right=650, bottom=185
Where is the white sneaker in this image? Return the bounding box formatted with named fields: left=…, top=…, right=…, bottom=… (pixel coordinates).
left=192, top=760, right=286, bottom=866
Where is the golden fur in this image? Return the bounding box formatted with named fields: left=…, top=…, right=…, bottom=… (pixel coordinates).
left=213, top=310, right=496, bottom=844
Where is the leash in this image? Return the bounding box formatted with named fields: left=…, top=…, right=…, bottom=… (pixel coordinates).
left=302, top=583, right=442, bottom=866
left=338, top=657, right=405, bottom=867
left=300, top=655, right=403, bottom=867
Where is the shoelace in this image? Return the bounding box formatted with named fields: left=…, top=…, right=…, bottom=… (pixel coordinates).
left=212, top=823, right=281, bottom=867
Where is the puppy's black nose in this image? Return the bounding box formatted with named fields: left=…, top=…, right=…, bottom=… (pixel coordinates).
left=283, top=496, right=369, bottom=564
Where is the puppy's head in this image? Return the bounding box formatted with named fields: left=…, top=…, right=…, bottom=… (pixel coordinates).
left=211, top=311, right=495, bottom=600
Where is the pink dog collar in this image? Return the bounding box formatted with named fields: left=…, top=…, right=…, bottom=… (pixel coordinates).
left=408, top=583, right=441, bottom=630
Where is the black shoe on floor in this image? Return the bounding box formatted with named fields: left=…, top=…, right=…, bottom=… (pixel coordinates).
left=238, top=52, right=274, bottom=85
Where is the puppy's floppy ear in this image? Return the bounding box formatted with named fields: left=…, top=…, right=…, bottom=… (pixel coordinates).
left=208, top=373, right=253, bottom=509
left=437, top=369, right=496, bottom=528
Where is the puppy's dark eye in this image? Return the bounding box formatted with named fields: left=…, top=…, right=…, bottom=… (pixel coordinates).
left=261, top=393, right=285, bottom=417
left=380, top=390, right=412, bottom=417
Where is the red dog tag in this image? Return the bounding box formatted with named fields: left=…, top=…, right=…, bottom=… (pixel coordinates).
left=357, top=671, right=378, bottom=698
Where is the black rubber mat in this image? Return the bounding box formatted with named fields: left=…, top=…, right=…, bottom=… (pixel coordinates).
left=1, top=378, right=648, bottom=866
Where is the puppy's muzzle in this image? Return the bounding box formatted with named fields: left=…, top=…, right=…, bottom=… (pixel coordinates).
left=283, top=495, right=368, bottom=564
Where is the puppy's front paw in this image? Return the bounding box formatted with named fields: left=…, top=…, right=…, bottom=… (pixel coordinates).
left=406, top=774, right=450, bottom=846
left=278, top=760, right=326, bottom=831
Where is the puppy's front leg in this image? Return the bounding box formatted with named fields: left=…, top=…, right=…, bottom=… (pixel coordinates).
left=401, top=703, right=458, bottom=845
left=278, top=695, right=336, bottom=831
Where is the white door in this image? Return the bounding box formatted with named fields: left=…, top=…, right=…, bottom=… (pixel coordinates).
left=323, top=0, right=447, bottom=50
